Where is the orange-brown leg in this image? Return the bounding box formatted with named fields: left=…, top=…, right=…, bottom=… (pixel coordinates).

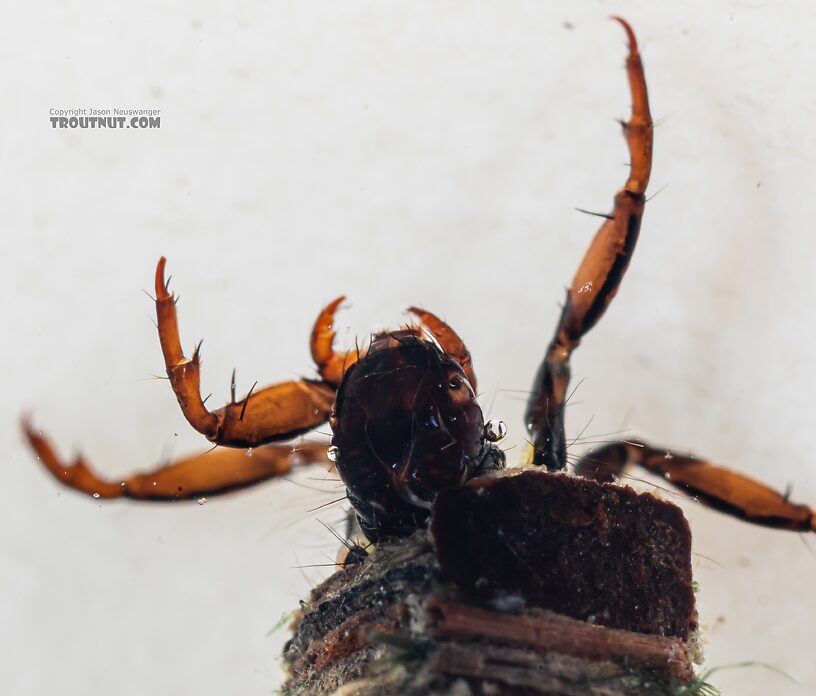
left=573, top=440, right=816, bottom=533
left=408, top=307, right=477, bottom=392
left=526, top=18, right=653, bottom=470
left=23, top=418, right=330, bottom=500
left=310, top=295, right=360, bottom=387
left=155, top=257, right=337, bottom=447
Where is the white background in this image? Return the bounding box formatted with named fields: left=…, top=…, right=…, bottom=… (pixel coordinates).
left=2, top=2, right=815, bottom=694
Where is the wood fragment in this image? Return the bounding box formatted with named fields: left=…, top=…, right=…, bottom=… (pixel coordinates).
left=283, top=471, right=701, bottom=695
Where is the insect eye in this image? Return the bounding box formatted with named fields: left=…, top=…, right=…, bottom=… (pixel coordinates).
left=448, top=377, right=462, bottom=390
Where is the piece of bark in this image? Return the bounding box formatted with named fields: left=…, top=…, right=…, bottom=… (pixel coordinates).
left=431, top=470, right=697, bottom=638
left=283, top=471, right=700, bottom=695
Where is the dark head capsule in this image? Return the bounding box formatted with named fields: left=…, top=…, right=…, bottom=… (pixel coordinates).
left=329, top=332, right=505, bottom=541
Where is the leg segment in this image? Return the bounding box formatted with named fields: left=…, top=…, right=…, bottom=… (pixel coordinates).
left=155, top=257, right=336, bottom=447
left=23, top=418, right=330, bottom=500
left=310, top=295, right=359, bottom=387
left=526, top=18, right=653, bottom=470
left=408, top=307, right=478, bottom=392
left=311, top=299, right=477, bottom=390
left=574, top=440, right=816, bottom=533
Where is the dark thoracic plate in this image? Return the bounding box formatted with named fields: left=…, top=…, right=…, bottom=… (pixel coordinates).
left=430, top=470, right=696, bottom=639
